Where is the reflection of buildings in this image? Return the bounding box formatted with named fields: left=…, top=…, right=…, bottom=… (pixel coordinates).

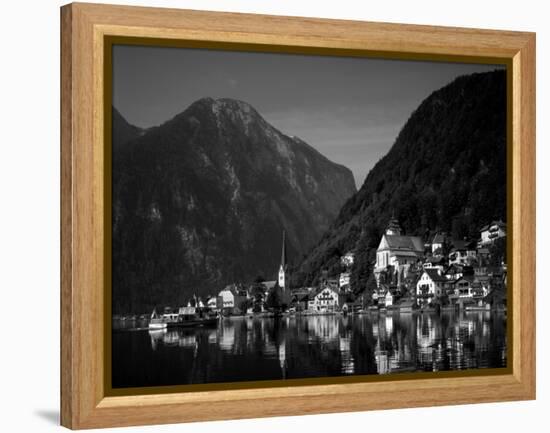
left=218, top=322, right=236, bottom=352
left=148, top=329, right=200, bottom=356
left=141, top=311, right=505, bottom=383
left=339, top=335, right=355, bottom=374
left=306, top=316, right=340, bottom=343
left=373, top=314, right=416, bottom=374
left=278, top=336, right=287, bottom=379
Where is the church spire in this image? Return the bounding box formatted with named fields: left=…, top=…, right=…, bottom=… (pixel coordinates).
left=386, top=214, right=402, bottom=236
left=278, top=230, right=287, bottom=290
left=280, top=230, right=286, bottom=269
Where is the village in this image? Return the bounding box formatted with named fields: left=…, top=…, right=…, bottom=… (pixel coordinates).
left=149, top=217, right=508, bottom=322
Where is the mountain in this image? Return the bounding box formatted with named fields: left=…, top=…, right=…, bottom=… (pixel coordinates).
left=111, top=98, right=356, bottom=314
left=112, top=106, right=143, bottom=148
left=293, top=70, right=507, bottom=289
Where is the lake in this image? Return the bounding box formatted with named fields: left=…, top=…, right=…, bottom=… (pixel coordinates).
left=112, top=312, right=507, bottom=388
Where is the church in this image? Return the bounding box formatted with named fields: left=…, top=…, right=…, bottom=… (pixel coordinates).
left=373, top=217, right=424, bottom=287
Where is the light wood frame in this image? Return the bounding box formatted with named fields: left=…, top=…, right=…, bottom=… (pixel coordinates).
left=61, top=2, right=536, bottom=429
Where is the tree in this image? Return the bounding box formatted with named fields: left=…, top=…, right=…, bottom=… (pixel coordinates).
left=488, top=237, right=506, bottom=267
left=238, top=298, right=252, bottom=314
left=266, top=285, right=282, bottom=311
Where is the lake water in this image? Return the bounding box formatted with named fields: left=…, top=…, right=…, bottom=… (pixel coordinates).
left=112, top=312, right=507, bottom=388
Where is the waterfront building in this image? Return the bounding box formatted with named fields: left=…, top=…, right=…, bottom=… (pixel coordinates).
left=416, top=268, right=448, bottom=304
left=311, top=287, right=340, bottom=312
left=206, top=296, right=218, bottom=311
left=217, top=284, right=247, bottom=315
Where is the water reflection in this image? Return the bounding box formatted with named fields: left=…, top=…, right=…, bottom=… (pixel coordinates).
left=112, top=312, right=506, bottom=388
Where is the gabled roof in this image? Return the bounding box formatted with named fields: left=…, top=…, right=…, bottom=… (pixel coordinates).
left=261, top=281, right=277, bottom=290
left=390, top=250, right=421, bottom=258
left=424, top=268, right=448, bottom=282
left=432, top=233, right=445, bottom=244
left=450, top=239, right=467, bottom=251
left=383, top=235, right=424, bottom=252
left=480, top=220, right=507, bottom=231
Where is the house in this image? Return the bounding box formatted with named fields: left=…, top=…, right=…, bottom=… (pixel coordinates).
left=374, top=217, right=424, bottom=287
left=384, top=290, right=394, bottom=307
left=206, top=296, right=218, bottom=311
left=479, top=221, right=507, bottom=245
left=477, top=248, right=490, bottom=264
left=340, top=251, right=355, bottom=268
left=399, top=299, right=417, bottom=313
left=448, top=240, right=477, bottom=265
left=260, top=280, right=277, bottom=298
left=310, top=287, right=340, bottom=312
left=217, top=284, right=247, bottom=315
left=450, top=276, right=485, bottom=300
left=339, top=272, right=351, bottom=291
left=431, top=233, right=445, bottom=255
left=416, top=268, right=448, bottom=304
left=292, top=293, right=310, bottom=311
left=423, top=256, right=446, bottom=271
left=445, top=264, right=474, bottom=281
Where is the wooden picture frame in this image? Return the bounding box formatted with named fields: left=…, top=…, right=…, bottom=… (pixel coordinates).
left=61, top=2, right=536, bottom=429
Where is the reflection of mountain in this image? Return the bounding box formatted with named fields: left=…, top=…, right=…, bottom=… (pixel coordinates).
left=112, top=98, right=356, bottom=314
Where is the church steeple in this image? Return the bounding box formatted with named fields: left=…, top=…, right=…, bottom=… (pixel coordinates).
left=278, top=230, right=287, bottom=291
left=385, top=213, right=402, bottom=236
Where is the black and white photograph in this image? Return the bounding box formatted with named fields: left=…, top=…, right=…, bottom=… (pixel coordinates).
left=110, top=44, right=508, bottom=389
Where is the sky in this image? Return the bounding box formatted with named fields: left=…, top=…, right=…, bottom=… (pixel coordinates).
left=113, top=45, right=503, bottom=188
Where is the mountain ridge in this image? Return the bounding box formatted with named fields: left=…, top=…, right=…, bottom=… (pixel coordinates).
left=111, top=97, right=356, bottom=313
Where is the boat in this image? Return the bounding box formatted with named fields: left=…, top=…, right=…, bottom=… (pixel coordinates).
left=170, top=316, right=218, bottom=328
left=148, top=309, right=168, bottom=330
left=149, top=317, right=168, bottom=331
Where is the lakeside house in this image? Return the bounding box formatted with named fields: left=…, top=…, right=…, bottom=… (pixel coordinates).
left=309, top=286, right=340, bottom=312
left=416, top=268, right=448, bottom=305
left=217, top=284, right=247, bottom=315
left=209, top=217, right=506, bottom=316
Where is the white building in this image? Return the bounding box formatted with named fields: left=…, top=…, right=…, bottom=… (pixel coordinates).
left=416, top=269, right=448, bottom=304
left=217, top=285, right=247, bottom=313
left=278, top=230, right=288, bottom=291
left=374, top=217, right=424, bottom=287
left=206, top=296, right=218, bottom=311
left=479, top=221, right=507, bottom=245
left=340, top=251, right=355, bottom=268
left=339, top=272, right=350, bottom=290
left=384, top=290, right=394, bottom=307
left=310, top=287, right=340, bottom=312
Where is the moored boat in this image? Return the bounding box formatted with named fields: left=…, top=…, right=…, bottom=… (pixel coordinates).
left=148, top=308, right=168, bottom=330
